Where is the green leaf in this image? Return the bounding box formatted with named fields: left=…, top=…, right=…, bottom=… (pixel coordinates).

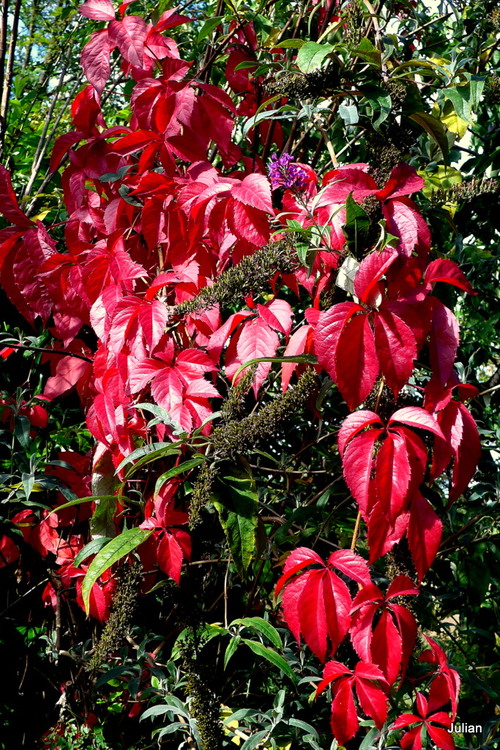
left=14, top=415, right=30, bottom=448
left=115, top=442, right=181, bottom=477
left=240, top=730, right=270, bottom=750
left=90, top=495, right=118, bottom=539
left=74, top=537, right=112, bottom=568
left=360, top=84, right=391, bottom=130
left=288, top=718, right=320, bottom=738
left=353, top=37, right=381, bottom=67
left=343, top=193, right=371, bottom=253
left=273, top=38, right=307, bottom=49
left=410, top=112, right=449, bottom=161
left=212, top=468, right=259, bottom=576
left=46, top=494, right=113, bottom=518
left=339, top=102, right=359, bottom=126
left=81, top=528, right=153, bottom=614
left=296, top=41, right=334, bottom=73
left=444, top=77, right=485, bottom=124
left=154, top=455, right=206, bottom=496
left=231, top=617, right=282, bottom=649
left=232, top=354, right=317, bottom=380
left=21, top=473, right=35, bottom=500
left=196, top=16, right=224, bottom=42
left=224, top=635, right=241, bottom=668
left=241, top=639, right=297, bottom=682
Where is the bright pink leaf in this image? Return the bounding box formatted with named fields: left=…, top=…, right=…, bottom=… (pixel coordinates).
left=231, top=173, right=273, bottom=214
left=79, top=0, right=116, bottom=20
left=81, top=29, right=113, bottom=94
left=108, top=16, right=146, bottom=68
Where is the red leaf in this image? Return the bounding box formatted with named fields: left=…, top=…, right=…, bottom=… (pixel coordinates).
left=231, top=173, right=273, bottom=214
left=424, top=259, right=475, bottom=295
left=0, top=165, right=32, bottom=227
left=330, top=676, right=359, bottom=745
left=407, top=493, right=443, bottom=581
left=81, top=29, right=113, bottom=94
left=111, top=129, right=160, bottom=155
left=383, top=197, right=431, bottom=258
left=338, top=410, right=383, bottom=456
left=428, top=299, right=460, bottom=386
left=389, top=406, right=444, bottom=439
left=108, top=16, right=146, bottom=68
left=257, top=299, right=293, bottom=335
left=373, top=308, right=416, bottom=398
left=354, top=248, right=398, bottom=304
left=354, top=665, right=388, bottom=728
left=343, top=428, right=384, bottom=517
left=43, top=356, right=92, bottom=399
left=0, top=535, right=20, bottom=567
left=79, top=0, right=116, bottom=20
left=427, top=725, right=455, bottom=750
left=314, top=301, right=360, bottom=383
left=448, top=402, right=481, bottom=503
left=327, top=549, right=371, bottom=587
left=281, top=324, right=313, bottom=391
left=376, top=163, right=424, bottom=201
left=277, top=549, right=369, bottom=661
left=371, top=609, right=401, bottom=686
left=371, top=431, right=411, bottom=520
left=157, top=531, right=184, bottom=583
left=228, top=200, right=270, bottom=245
left=234, top=317, right=279, bottom=394
left=50, top=131, right=86, bottom=172
left=275, top=547, right=323, bottom=596
left=335, top=312, right=379, bottom=409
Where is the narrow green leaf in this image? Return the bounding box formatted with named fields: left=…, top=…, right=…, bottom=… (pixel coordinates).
left=46, top=494, right=114, bottom=518
left=74, top=537, right=112, bottom=567
left=14, top=415, right=30, bottom=448
left=241, top=639, right=297, bottom=681
left=224, top=635, right=241, bottom=668
left=196, top=16, right=224, bottom=42
left=154, top=455, right=206, bottom=496
left=288, top=718, right=320, bottom=738
left=21, top=473, right=35, bottom=500
left=81, top=528, right=153, bottom=613
left=296, top=41, right=334, bottom=73
left=90, top=495, right=118, bottom=539
left=212, top=468, right=259, bottom=576
left=272, top=38, right=307, bottom=49
left=410, top=112, right=449, bottom=161
left=240, top=730, right=270, bottom=750
left=231, top=617, right=282, bottom=649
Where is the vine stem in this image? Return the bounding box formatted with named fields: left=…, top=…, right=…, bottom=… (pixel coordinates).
left=350, top=511, right=362, bottom=552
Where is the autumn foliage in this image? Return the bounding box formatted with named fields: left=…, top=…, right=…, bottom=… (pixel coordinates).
left=0, top=0, right=490, bottom=747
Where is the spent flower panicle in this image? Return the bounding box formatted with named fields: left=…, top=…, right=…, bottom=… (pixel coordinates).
left=268, top=152, right=308, bottom=191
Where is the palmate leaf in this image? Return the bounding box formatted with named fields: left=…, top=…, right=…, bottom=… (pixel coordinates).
left=81, top=528, right=153, bottom=613
left=276, top=548, right=371, bottom=661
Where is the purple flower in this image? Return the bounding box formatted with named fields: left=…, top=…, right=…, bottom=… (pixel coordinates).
left=268, top=152, right=308, bottom=191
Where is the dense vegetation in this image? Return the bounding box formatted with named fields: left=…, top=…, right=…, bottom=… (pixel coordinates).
left=0, top=1, right=499, bottom=748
